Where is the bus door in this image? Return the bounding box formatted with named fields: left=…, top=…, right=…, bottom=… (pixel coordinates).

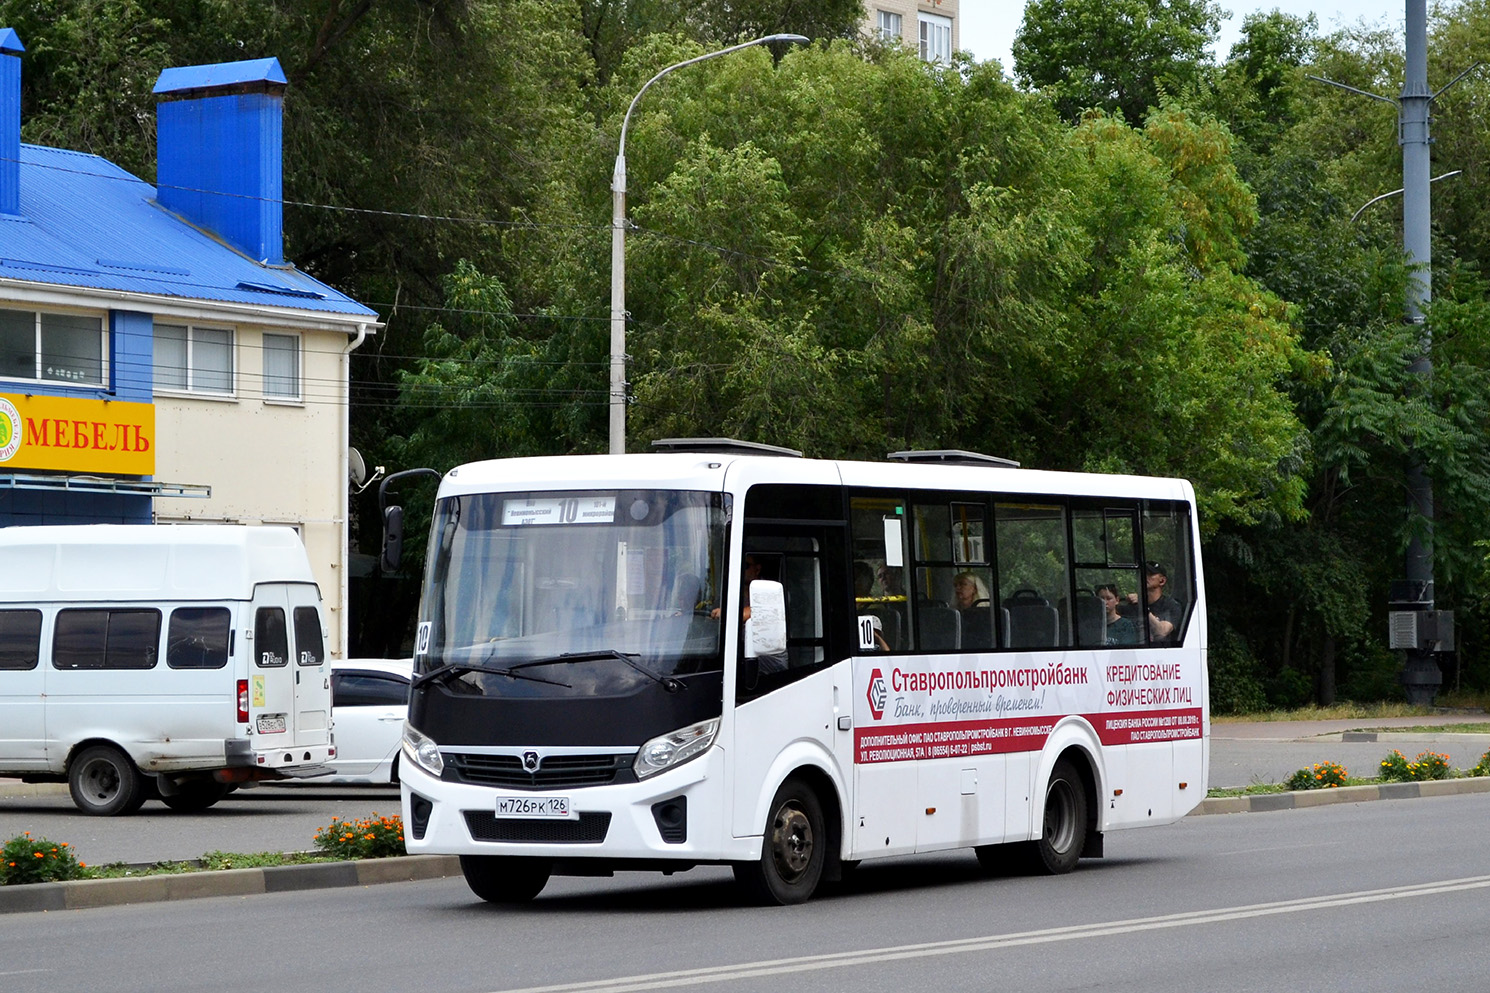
left=287, top=585, right=331, bottom=748
left=0, top=608, right=46, bottom=771
left=729, top=517, right=854, bottom=839
left=246, top=586, right=300, bottom=747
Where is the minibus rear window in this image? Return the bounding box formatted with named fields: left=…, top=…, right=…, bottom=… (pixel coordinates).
left=292, top=607, right=324, bottom=666
left=0, top=609, right=41, bottom=670
left=167, top=608, right=231, bottom=669
left=254, top=608, right=289, bottom=667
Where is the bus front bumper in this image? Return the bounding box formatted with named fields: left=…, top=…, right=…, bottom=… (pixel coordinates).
left=399, top=746, right=753, bottom=863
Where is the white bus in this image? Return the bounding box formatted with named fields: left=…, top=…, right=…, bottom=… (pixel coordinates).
left=0, top=525, right=334, bottom=815
left=395, top=441, right=1207, bottom=904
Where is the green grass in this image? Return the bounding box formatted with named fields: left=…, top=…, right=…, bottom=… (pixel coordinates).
left=79, top=850, right=339, bottom=879
left=1213, top=700, right=1489, bottom=724
left=1344, top=723, right=1490, bottom=734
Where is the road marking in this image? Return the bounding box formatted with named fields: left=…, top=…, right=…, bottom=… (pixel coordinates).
left=489, top=874, right=1490, bottom=993
left=0, top=970, right=51, bottom=977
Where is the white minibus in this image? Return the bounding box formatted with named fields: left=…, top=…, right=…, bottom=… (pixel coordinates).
left=0, top=524, right=334, bottom=814
left=394, top=441, right=1207, bottom=903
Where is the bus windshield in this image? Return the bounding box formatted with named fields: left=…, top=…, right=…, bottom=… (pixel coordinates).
left=419, top=489, right=726, bottom=680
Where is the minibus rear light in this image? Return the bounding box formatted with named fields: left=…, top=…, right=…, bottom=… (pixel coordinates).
left=237, top=680, right=249, bottom=722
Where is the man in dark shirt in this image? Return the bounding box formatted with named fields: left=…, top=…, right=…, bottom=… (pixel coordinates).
left=1139, top=561, right=1183, bottom=643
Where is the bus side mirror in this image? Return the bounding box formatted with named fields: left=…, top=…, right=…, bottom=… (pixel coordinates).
left=381, top=505, right=404, bottom=573
left=745, top=580, right=787, bottom=658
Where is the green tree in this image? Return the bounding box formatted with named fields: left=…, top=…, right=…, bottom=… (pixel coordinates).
left=1013, top=0, right=1221, bottom=124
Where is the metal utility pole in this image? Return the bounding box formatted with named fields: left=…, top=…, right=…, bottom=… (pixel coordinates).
left=1398, top=0, right=1439, bottom=704
left=608, top=34, right=809, bottom=455
left=1312, top=1, right=1469, bottom=703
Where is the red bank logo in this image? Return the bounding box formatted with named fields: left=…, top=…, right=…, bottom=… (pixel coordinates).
left=866, top=668, right=886, bottom=721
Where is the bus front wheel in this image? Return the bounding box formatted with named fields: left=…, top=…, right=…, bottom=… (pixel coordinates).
left=1027, top=759, right=1087, bottom=874
left=459, top=855, right=551, bottom=904
left=735, top=777, right=826, bottom=905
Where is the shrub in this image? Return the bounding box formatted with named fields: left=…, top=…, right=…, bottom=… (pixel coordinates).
left=1379, top=749, right=1410, bottom=781
left=2, top=833, right=86, bottom=885
left=1207, top=627, right=1267, bottom=714
left=1471, top=749, right=1490, bottom=778
left=1380, top=749, right=1452, bottom=782
left=313, top=813, right=405, bottom=860
left=1284, top=761, right=1347, bottom=790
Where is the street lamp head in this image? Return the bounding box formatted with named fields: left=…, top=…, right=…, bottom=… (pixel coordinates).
left=762, top=34, right=811, bottom=46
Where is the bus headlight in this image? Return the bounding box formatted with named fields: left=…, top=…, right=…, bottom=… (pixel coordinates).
left=634, top=717, right=719, bottom=780
left=402, top=721, right=444, bottom=778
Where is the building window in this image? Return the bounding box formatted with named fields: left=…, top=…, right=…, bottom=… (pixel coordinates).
left=261, top=332, right=301, bottom=401
left=919, top=12, right=952, bottom=63
left=876, top=10, right=902, bottom=43
left=0, top=307, right=105, bottom=386
left=154, top=323, right=234, bottom=395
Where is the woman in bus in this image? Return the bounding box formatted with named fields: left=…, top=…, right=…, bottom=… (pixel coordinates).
left=1096, top=583, right=1138, bottom=645
left=952, top=572, right=988, bottom=610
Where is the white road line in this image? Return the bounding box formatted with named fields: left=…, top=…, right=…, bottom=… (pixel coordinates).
left=489, top=874, right=1490, bottom=993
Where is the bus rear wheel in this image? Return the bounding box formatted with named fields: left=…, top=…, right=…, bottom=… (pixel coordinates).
left=734, top=777, right=826, bottom=905
left=459, top=855, right=551, bottom=904
left=1025, top=759, right=1087, bottom=875
left=68, top=745, right=147, bottom=816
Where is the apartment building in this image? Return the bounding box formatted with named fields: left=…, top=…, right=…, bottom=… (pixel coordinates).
left=0, top=30, right=379, bottom=655
left=865, top=0, right=960, bottom=63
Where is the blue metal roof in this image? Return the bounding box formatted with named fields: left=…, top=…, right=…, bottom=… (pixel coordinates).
left=154, top=57, right=286, bottom=94
left=0, top=142, right=377, bottom=319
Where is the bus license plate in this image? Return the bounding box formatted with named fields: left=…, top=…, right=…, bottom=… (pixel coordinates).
left=494, top=795, right=575, bottom=819
left=256, top=714, right=287, bottom=734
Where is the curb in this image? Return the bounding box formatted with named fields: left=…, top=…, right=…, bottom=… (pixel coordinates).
left=0, top=854, right=462, bottom=915
left=1191, top=775, right=1490, bottom=815
left=8, top=779, right=1490, bottom=914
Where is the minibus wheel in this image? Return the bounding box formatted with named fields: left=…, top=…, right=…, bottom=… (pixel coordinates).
left=734, top=776, right=825, bottom=905
left=459, top=855, right=551, bottom=904
left=68, top=745, right=147, bottom=816
left=1027, top=759, right=1087, bottom=874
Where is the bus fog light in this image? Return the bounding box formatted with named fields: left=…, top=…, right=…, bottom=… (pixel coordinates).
left=634, top=718, right=719, bottom=779
left=402, top=721, right=444, bottom=777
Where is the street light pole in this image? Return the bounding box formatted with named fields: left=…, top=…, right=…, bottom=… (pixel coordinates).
left=608, top=33, right=809, bottom=455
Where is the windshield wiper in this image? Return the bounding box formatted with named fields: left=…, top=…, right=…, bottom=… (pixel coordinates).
left=414, top=662, right=572, bottom=690
left=509, top=650, right=685, bottom=693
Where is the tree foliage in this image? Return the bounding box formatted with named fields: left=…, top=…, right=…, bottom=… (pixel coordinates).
left=1013, top=0, right=1221, bottom=124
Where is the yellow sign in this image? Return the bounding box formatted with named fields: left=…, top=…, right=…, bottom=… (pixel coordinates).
left=0, top=392, right=155, bottom=475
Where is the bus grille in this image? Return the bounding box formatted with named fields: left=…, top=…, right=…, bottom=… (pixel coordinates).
left=446, top=752, right=635, bottom=790
left=464, top=811, right=612, bottom=844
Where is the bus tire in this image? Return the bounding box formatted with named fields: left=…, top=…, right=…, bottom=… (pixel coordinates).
left=1026, top=759, right=1087, bottom=875
left=459, top=855, right=551, bottom=904
left=160, top=780, right=233, bottom=812
left=734, top=777, right=825, bottom=905
left=69, top=745, right=146, bottom=816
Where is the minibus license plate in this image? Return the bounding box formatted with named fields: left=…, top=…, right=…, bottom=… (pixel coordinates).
left=256, top=714, right=287, bottom=734
left=494, top=795, right=574, bottom=819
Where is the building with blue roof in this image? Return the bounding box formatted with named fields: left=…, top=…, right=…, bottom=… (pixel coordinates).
left=0, top=30, right=381, bottom=655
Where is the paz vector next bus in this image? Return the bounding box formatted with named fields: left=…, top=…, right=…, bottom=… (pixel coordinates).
left=393, top=440, right=1208, bottom=904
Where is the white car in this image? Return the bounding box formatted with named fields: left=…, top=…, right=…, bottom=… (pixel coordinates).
left=328, top=658, right=413, bottom=784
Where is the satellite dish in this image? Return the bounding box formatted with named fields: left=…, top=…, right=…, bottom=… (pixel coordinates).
left=348, top=447, right=367, bottom=488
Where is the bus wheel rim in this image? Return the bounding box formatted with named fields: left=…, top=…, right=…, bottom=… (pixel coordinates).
left=771, top=805, right=813, bottom=882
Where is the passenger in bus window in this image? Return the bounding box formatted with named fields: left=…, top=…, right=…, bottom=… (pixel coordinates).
left=952, top=572, right=989, bottom=610
left=853, top=561, right=877, bottom=604
left=1096, top=584, right=1139, bottom=645
left=1128, top=562, right=1182, bottom=642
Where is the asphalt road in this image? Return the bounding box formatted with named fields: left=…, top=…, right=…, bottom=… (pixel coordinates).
left=6, top=716, right=1490, bottom=865
left=4, top=792, right=1489, bottom=993
left=0, top=783, right=400, bottom=865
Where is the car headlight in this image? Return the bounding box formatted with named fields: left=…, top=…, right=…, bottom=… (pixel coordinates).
left=634, top=718, right=719, bottom=780
left=401, top=721, right=444, bottom=777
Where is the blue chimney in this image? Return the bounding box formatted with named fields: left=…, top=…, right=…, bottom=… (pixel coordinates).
left=153, top=57, right=287, bottom=265
left=0, top=28, right=23, bottom=217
